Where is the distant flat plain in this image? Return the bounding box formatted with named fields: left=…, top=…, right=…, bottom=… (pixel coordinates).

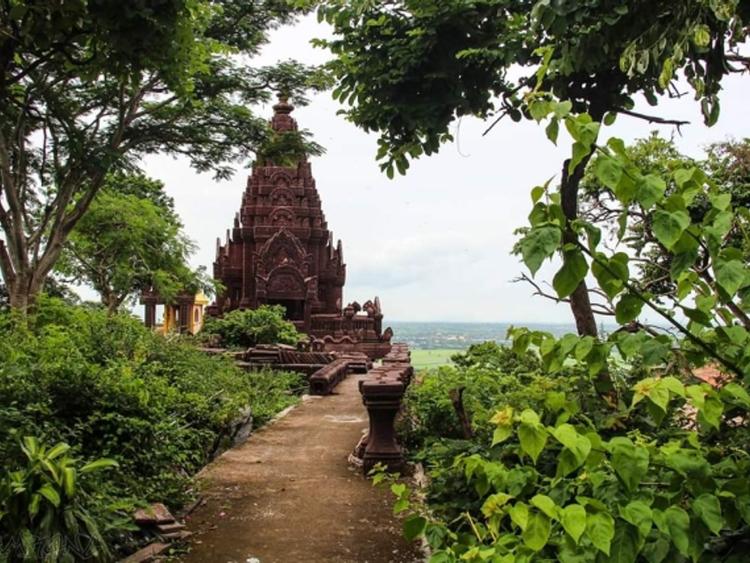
left=391, top=321, right=612, bottom=370
left=409, top=349, right=457, bottom=370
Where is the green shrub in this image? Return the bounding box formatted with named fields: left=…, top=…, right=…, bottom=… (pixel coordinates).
left=395, top=335, right=750, bottom=562
left=400, top=342, right=604, bottom=525
left=0, top=297, right=306, bottom=557
left=0, top=437, right=128, bottom=562
left=201, top=305, right=301, bottom=348
left=401, top=342, right=592, bottom=449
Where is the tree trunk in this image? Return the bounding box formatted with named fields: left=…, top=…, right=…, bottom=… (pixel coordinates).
left=558, top=109, right=615, bottom=398
left=1, top=237, right=65, bottom=316
left=104, top=292, right=125, bottom=315
left=449, top=387, right=474, bottom=440
left=7, top=271, right=44, bottom=316
left=8, top=285, right=30, bottom=314
left=560, top=155, right=599, bottom=338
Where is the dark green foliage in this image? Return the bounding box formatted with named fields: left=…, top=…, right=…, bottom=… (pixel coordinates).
left=0, top=437, right=125, bottom=562
left=201, top=305, right=301, bottom=349
left=57, top=173, right=211, bottom=313
left=402, top=343, right=546, bottom=445
left=400, top=344, right=600, bottom=521
left=0, top=297, right=305, bottom=531
left=580, top=135, right=750, bottom=305
left=319, top=0, right=748, bottom=175
left=399, top=336, right=750, bottom=561
left=319, top=0, right=749, bottom=362
left=255, top=128, right=324, bottom=167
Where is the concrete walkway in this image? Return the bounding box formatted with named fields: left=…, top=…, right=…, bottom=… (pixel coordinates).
left=181, top=374, right=423, bottom=563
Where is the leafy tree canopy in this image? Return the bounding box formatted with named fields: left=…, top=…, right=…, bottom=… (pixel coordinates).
left=579, top=135, right=750, bottom=321
left=56, top=173, right=210, bottom=313
left=387, top=121, right=750, bottom=563
left=318, top=0, right=748, bottom=175
left=0, top=0, right=328, bottom=312
left=318, top=0, right=748, bottom=349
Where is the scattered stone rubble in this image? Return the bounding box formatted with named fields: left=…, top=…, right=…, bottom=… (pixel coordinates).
left=123, top=503, right=190, bottom=562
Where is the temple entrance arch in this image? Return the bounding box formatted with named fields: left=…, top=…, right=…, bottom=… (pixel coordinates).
left=267, top=298, right=305, bottom=321
left=261, top=265, right=308, bottom=322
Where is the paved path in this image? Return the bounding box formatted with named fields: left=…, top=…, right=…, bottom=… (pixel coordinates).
left=181, top=374, right=423, bottom=563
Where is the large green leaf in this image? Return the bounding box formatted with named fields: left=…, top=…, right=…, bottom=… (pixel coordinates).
left=531, top=495, right=558, bottom=519
left=560, top=504, right=586, bottom=544
left=62, top=467, right=76, bottom=498
left=522, top=511, right=551, bottom=551
left=720, top=382, right=750, bottom=409
left=46, top=443, right=71, bottom=460
left=692, top=494, right=723, bottom=535
left=714, top=259, right=746, bottom=297
left=620, top=501, right=653, bottom=537
left=403, top=515, right=427, bottom=540
left=553, top=424, right=591, bottom=467
left=641, top=536, right=671, bottom=563
left=553, top=249, right=589, bottom=298
left=636, top=174, right=666, bottom=209
left=490, top=406, right=514, bottom=445
left=615, top=292, right=643, bottom=324
left=664, top=506, right=690, bottom=555
left=632, top=377, right=671, bottom=413
left=698, top=394, right=724, bottom=430
left=609, top=437, right=649, bottom=491
left=481, top=493, right=513, bottom=518
left=640, top=338, right=671, bottom=366
left=609, top=522, right=642, bottom=563
left=569, top=142, right=590, bottom=173
left=520, top=226, right=562, bottom=275
left=38, top=484, right=61, bottom=507
left=509, top=502, right=529, bottom=530
left=591, top=253, right=627, bottom=299
left=652, top=209, right=690, bottom=249
left=586, top=511, right=615, bottom=555
left=80, top=458, right=119, bottom=474
left=594, top=156, right=623, bottom=190
left=518, top=417, right=548, bottom=464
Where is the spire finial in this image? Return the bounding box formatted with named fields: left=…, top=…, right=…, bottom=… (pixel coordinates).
left=273, top=93, right=294, bottom=116
left=270, top=92, right=297, bottom=132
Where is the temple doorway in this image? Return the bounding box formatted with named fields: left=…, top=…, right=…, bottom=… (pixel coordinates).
left=268, top=299, right=305, bottom=321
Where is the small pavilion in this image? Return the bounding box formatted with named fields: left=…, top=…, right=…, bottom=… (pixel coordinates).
left=141, top=291, right=209, bottom=335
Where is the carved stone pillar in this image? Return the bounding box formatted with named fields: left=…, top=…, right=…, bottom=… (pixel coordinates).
left=360, top=375, right=406, bottom=474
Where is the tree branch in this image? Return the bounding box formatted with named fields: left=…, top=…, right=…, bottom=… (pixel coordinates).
left=577, top=241, right=746, bottom=378
left=514, top=273, right=614, bottom=316
left=616, top=108, right=690, bottom=129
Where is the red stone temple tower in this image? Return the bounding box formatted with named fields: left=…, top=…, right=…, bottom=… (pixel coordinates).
left=207, top=97, right=392, bottom=359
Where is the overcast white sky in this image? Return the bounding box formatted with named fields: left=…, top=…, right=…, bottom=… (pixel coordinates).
left=141, top=14, right=749, bottom=323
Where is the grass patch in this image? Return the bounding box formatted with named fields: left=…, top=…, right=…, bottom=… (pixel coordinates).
left=410, top=348, right=460, bottom=370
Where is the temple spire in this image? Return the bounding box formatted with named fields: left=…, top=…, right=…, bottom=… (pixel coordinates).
left=270, top=94, right=297, bottom=132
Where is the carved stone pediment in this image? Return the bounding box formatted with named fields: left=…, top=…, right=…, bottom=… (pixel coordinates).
left=256, top=229, right=310, bottom=277
left=263, top=265, right=307, bottom=299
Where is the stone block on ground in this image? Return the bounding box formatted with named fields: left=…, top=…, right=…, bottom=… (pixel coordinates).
left=133, top=503, right=175, bottom=525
